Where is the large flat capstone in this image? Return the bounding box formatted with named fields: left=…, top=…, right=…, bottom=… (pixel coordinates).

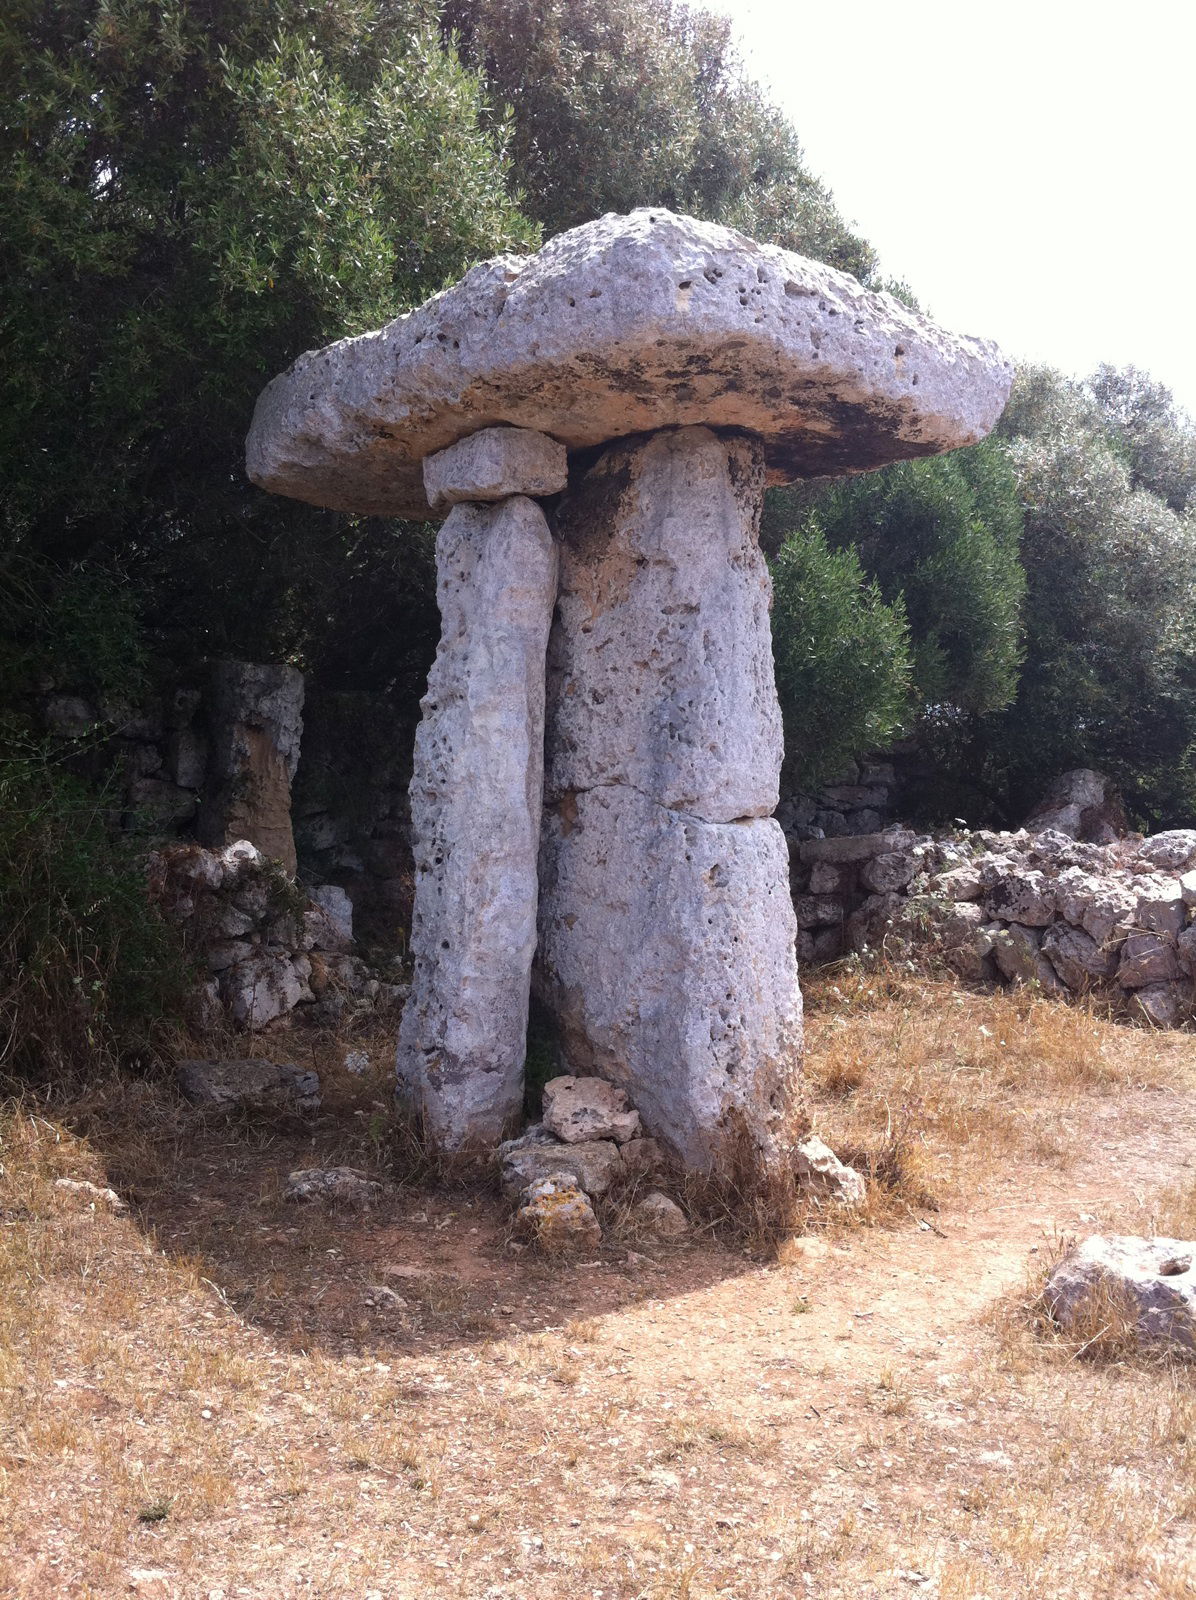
left=246, top=208, right=1014, bottom=518
left=396, top=495, right=557, bottom=1148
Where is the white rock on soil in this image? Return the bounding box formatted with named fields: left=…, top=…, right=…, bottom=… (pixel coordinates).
left=53, top=1178, right=127, bottom=1211
left=285, top=1167, right=384, bottom=1207
left=422, top=425, right=567, bottom=511
left=1044, top=1234, right=1196, bottom=1351
left=545, top=427, right=781, bottom=822
left=247, top=208, right=1013, bottom=519
left=633, top=1192, right=689, bottom=1237
left=396, top=496, right=557, bottom=1149
left=793, top=1136, right=866, bottom=1206
left=177, top=1058, right=321, bottom=1114
left=542, top=1076, right=642, bottom=1145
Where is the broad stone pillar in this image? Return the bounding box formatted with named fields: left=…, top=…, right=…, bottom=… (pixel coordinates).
left=397, top=494, right=558, bottom=1147
left=535, top=426, right=803, bottom=1168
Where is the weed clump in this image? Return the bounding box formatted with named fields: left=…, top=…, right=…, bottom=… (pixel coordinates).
left=0, top=757, right=191, bottom=1086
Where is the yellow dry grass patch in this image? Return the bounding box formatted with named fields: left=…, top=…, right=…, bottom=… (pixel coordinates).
left=801, top=961, right=1189, bottom=1222
left=2, top=979, right=1196, bottom=1597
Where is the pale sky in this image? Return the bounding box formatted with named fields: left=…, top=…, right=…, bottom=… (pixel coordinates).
left=702, top=0, right=1196, bottom=415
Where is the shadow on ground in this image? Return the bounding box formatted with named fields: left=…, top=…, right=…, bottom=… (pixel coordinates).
left=58, top=1058, right=759, bottom=1359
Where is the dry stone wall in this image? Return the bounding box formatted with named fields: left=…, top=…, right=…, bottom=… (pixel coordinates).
left=801, top=824, right=1196, bottom=1027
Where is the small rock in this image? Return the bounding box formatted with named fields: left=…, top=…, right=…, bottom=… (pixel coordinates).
left=1118, top=932, right=1180, bottom=989
left=285, top=1167, right=383, bottom=1207
left=542, top=1075, right=642, bottom=1145
left=621, top=1137, right=665, bottom=1179
left=934, top=865, right=982, bottom=901
left=363, top=1284, right=407, bottom=1310
left=422, top=425, right=568, bottom=511
left=794, top=1136, right=865, bottom=1206
left=516, top=1175, right=602, bottom=1253
left=177, top=1058, right=321, bottom=1114
left=633, top=1192, right=688, bottom=1237
left=219, top=952, right=314, bottom=1029
left=1044, top=1234, right=1196, bottom=1351
left=860, top=851, right=917, bottom=895
left=1128, top=982, right=1186, bottom=1029
left=1136, top=830, right=1196, bottom=872
left=498, top=1127, right=624, bottom=1198
left=54, top=1177, right=126, bottom=1211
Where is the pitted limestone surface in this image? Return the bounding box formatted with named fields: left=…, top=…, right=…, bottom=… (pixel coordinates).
left=396, top=496, right=558, bottom=1148
left=247, top=209, right=1013, bottom=518
left=546, top=427, right=781, bottom=822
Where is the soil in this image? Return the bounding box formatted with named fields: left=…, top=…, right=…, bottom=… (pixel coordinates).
left=5, top=999, right=1196, bottom=1599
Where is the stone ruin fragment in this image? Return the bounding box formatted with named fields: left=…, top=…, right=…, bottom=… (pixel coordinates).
left=247, top=208, right=1012, bottom=1171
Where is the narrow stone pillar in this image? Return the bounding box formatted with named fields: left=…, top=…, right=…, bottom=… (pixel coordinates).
left=396, top=430, right=564, bottom=1148
left=535, top=426, right=803, bottom=1168
left=199, top=661, right=304, bottom=873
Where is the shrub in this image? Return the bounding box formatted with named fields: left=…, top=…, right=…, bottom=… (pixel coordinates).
left=770, top=523, right=911, bottom=790
left=0, top=757, right=190, bottom=1085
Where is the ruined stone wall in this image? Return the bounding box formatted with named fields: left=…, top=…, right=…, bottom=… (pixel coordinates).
left=797, top=823, right=1196, bottom=1029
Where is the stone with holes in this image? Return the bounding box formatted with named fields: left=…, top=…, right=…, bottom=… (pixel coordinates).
left=395, top=496, right=557, bottom=1149
left=1044, top=1235, right=1196, bottom=1351
left=248, top=210, right=1012, bottom=519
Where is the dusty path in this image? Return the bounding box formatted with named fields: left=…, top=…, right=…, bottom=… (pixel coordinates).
left=5, top=1003, right=1196, bottom=1599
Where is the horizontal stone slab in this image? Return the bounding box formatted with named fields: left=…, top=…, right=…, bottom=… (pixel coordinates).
left=247, top=208, right=1014, bottom=519
left=422, top=425, right=567, bottom=511
left=797, top=832, right=899, bottom=865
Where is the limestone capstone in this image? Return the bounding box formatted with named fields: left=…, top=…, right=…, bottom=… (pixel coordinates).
left=247, top=208, right=1014, bottom=518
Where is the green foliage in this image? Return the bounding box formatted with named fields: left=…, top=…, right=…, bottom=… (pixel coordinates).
left=443, top=0, right=877, bottom=278
left=1087, top=364, right=1196, bottom=516
left=0, top=757, right=191, bottom=1083
left=1, top=0, right=535, bottom=672
left=769, top=523, right=911, bottom=789
left=768, top=442, right=1026, bottom=720
left=981, top=365, right=1196, bottom=827
left=0, top=547, right=147, bottom=720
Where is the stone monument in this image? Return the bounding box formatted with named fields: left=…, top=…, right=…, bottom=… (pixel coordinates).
left=247, top=208, right=1012, bottom=1167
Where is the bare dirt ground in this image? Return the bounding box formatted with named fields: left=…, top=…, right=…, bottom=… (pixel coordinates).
left=4, top=970, right=1196, bottom=1599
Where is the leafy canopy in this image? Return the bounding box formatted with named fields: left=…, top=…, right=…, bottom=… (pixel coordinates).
left=1, top=0, right=536, bottom=670
left=770, top=523, right=911, bottom=790
left=442, top=0, right=877, bottom=279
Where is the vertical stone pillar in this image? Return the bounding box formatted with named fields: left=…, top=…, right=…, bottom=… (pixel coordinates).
left=199, top=661, right=304, bottom=874
left=397, top=430, right=564, bottom=1148
left=535, top=426, right=803, bottom=1168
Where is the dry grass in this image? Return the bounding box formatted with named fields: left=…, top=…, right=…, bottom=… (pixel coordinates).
left=800, top=959, right=1190, bottom=1226
left=3, top=975, right=1196, bottom=1597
